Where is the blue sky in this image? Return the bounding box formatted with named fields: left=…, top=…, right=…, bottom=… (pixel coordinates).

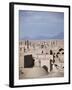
left=19, top=10, right=64, bottom=40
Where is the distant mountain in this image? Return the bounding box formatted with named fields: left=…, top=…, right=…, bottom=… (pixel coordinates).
left=33, top=36, right=51, bottom=40
left=51, top=32, right=64, bottom=39
left=20, top=32, right=64, bottom=40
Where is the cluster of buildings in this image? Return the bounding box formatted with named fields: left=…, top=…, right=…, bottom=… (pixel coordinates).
left=19, top=40, right=64, bottom=78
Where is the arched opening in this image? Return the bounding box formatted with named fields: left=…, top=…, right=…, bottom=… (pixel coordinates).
left=42, top=65, right=48, bottom=72
left=62, top=52, right=64, bottom=54
left=50, top=50, right=53, bottom=55
left=59, top=48, right=64, bottom=51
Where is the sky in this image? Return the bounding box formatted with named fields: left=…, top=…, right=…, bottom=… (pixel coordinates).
left=19, top=10, right=64, bottom=40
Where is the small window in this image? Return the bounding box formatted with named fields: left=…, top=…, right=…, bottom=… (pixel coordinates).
left=62, top=52, right=64, bottom=54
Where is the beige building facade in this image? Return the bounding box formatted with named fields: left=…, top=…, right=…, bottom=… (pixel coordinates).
left=19, top=40, right=64, bottom=79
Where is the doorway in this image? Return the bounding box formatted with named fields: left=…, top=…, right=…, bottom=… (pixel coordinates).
left=24, top=55, right=34, bottom=68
